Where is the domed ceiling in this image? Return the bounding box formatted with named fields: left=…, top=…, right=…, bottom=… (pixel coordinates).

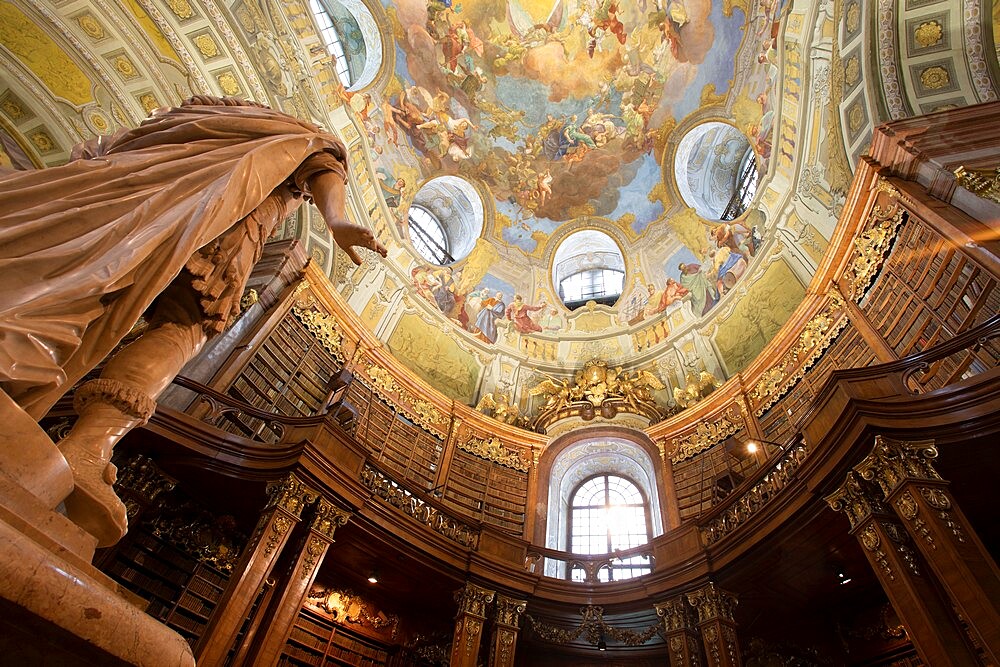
left=332, top=0, right=795, bottom=408
left=2, top=0, right=995, bottom=418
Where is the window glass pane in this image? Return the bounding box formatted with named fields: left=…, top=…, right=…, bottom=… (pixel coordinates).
left=568, top=475, right=650, bottom=581
left=408, top=206, right=452, bottom=265
left=309, top=0, right=352, bottom=87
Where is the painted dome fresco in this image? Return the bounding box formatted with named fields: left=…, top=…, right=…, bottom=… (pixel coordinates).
left=305, top=0, right=800, bottom=410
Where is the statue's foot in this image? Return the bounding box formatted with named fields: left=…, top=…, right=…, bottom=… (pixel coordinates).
left=61, top=445, right=128, bottom=547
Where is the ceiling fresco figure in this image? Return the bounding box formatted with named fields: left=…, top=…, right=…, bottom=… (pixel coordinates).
left=377, top=0, right=751, bottom=233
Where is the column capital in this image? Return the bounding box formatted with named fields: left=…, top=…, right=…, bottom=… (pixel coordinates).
left=309, top=497, right=351, bottom=539
left=265, top=473, right=318, bottom=517
left=824, top=470, right=888, bottom=529
left=494, top=594, right=527, bottom=628
left=686, top=583, right=738, bottom=624
left=454, top=582, right=495, bottom=619
left=655, top=596, right=698, bottom=632
left=855, top=436, right=941, bottom=497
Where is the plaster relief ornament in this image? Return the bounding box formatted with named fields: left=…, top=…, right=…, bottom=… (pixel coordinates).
left=528, top=359, right=666, bottom=429
left=0, top=96, right=387, bottom=547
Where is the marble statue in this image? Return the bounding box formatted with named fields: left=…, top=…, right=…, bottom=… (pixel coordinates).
left=0, top=96, right=386, bottom=545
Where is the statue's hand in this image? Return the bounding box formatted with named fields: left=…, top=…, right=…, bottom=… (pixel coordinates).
left=328, top=220, right=388, bottom=266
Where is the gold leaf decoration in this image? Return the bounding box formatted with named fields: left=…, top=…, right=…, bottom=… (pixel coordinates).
left=459, top=436, right=530, bottom=472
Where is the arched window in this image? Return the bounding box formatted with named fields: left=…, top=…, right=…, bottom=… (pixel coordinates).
left=569, top=474, right=652, bottom=582
left=408, top=205, right=452, bottom=264
left=552, top=230, right=626, bottom=310
left=309, top=0, right=353, bottom=87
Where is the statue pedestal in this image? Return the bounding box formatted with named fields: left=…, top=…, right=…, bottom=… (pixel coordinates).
left=0, top=391, right=195, bottom=667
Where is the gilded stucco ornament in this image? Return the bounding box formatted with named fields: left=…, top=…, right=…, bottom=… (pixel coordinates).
left=459, top=436, right=531, bottom=472
left=308, top=585, right=401, bottom=637
left=670, top=407, right=742, bottom=463
left=848, top=200, right=905, bottom=302
left=954, top=165, right=1000, bottom=205
left=524, top=606, right=662, bottom=647
left=672, top=370, right=721, bottom=409
left=528, top=360, right=666, bottom=429
left=752, top=290, right=848, bottom=414
left=362, top=360, right=449, bottom=436
left=474, top=391, right=522, bottom=425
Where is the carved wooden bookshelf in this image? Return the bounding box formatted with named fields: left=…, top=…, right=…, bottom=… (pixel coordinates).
left=280, top=607, right=390, bottom=667
left=103, top=530, right=229, bottom=647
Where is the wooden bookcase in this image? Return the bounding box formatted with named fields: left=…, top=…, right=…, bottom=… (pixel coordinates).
left=224, top=311, right=344, bottom=441
left=345, top=380, right=443, bottom=492
left=443, top=450, right=527, bottom=534
left=103, top=530, right=229, bottom=647
left=280, top=607, right=390, bottom=667
left=861, top=216, right=1000, bottom=383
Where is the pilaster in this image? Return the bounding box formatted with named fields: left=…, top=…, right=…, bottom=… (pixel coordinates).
left=449, top=582, right=495, bottom=667
left=489, top=594, right=526, bottom=667
left=655, top=596, right=704, bottom=667
left=826, top=470, right=980, bottom=666
left=686, top=583, right=741, bottom=667
left=196, top=473, right=318, bottom=665
left=856, top=436, right=1000, bottom=663
left=252, top=497, right=351, bottom=667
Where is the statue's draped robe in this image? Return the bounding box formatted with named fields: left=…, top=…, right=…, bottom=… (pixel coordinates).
left=0, top=99, right=347, bottom=418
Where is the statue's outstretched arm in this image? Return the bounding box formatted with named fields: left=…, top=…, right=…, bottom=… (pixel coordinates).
left=308, top=170, right=388, bottom=266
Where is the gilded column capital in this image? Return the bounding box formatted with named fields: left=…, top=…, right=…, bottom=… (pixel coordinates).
left=265, top=473, right=319, bottom=517
left=855, top=436, right=941, bottom=497
left=310, top=497, right=351, bottom=539
left=454, top=582, right=496, bottom=618
left=824, top=471, right=887, bottom=529
left=655, top=596, right=698, bottom=632
left=686, top=583, right=738, bottom=624
left=494, top=594, right=527, bottom=628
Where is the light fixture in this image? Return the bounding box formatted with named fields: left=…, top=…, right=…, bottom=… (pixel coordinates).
left=746, top=441, right=759, bottom=454
left=367, top=569, right=379, bottom=584
left=597, top=633, right=607, bottom=651
left=837, top=572, right=852, bottom=585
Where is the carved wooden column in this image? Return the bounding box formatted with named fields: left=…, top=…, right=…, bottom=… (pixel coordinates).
left=196, top=473, right=317, bottom=665
left=449, top=582, right=495, bottom=667
left=856, top=436, right=1000, bottom=663
left=655, top=596, right=704, bottom=667
left=825, top=471, right=981, bottom=666
left=686, top=583, right=741, bottom=667
left=488, top=594, right=526, bottom=667
left=252, top=497, right=351, bottom=667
